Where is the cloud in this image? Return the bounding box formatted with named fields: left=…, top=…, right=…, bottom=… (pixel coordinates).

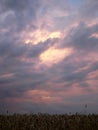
left=62, top=22, right=98, bottom=51
left=80, top=0, right=98, bottom=19
left=0, top=0, right=43, bottom=32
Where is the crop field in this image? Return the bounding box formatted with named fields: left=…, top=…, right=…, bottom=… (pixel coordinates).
left=0, top=113, right=98, bottom=130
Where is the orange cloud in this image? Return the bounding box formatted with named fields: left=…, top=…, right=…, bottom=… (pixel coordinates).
left=26, top=89, right=62, bottom=104
left=89, top=33, right=98, bottom=38
left=86, top=19, right=98, bottom=27
left=87, top=70, right=98, bottom=80
left=26, top=84, right=91, bottom=105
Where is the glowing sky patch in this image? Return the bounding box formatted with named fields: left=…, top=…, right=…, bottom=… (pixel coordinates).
left=40, top=47, right=73, bottom=66
left=24, top=30, right=62, bottom=45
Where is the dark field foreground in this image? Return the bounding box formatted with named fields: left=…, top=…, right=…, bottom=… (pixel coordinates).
left=0, top=113, right=98, bottom=130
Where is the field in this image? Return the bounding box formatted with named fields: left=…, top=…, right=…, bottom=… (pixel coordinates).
left=0, top=113, right=98, bottom=130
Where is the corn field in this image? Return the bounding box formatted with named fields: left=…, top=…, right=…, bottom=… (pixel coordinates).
left=0, top=113, right=98, bottom=130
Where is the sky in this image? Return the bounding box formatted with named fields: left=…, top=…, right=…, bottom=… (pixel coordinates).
left=0, top=0, right=98, bottom=114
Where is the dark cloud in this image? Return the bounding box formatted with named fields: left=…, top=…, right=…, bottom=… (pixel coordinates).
left=63, top=22, right=98, bottom=51
left=80, top=0, right=98, bottom=19
left=0, top=35, right=57, bottom=61
left=0, top=0, right=42, bottom=31
left=4, top=0, right=28, bottom=11
left=0, top=0, right=41, bottom=14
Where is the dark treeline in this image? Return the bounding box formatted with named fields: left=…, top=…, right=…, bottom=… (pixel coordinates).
left=0, top=113, right=98, bottom=130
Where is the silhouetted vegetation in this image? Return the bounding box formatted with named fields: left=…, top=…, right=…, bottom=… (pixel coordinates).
left=0, top=113, right=98, bottom=130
